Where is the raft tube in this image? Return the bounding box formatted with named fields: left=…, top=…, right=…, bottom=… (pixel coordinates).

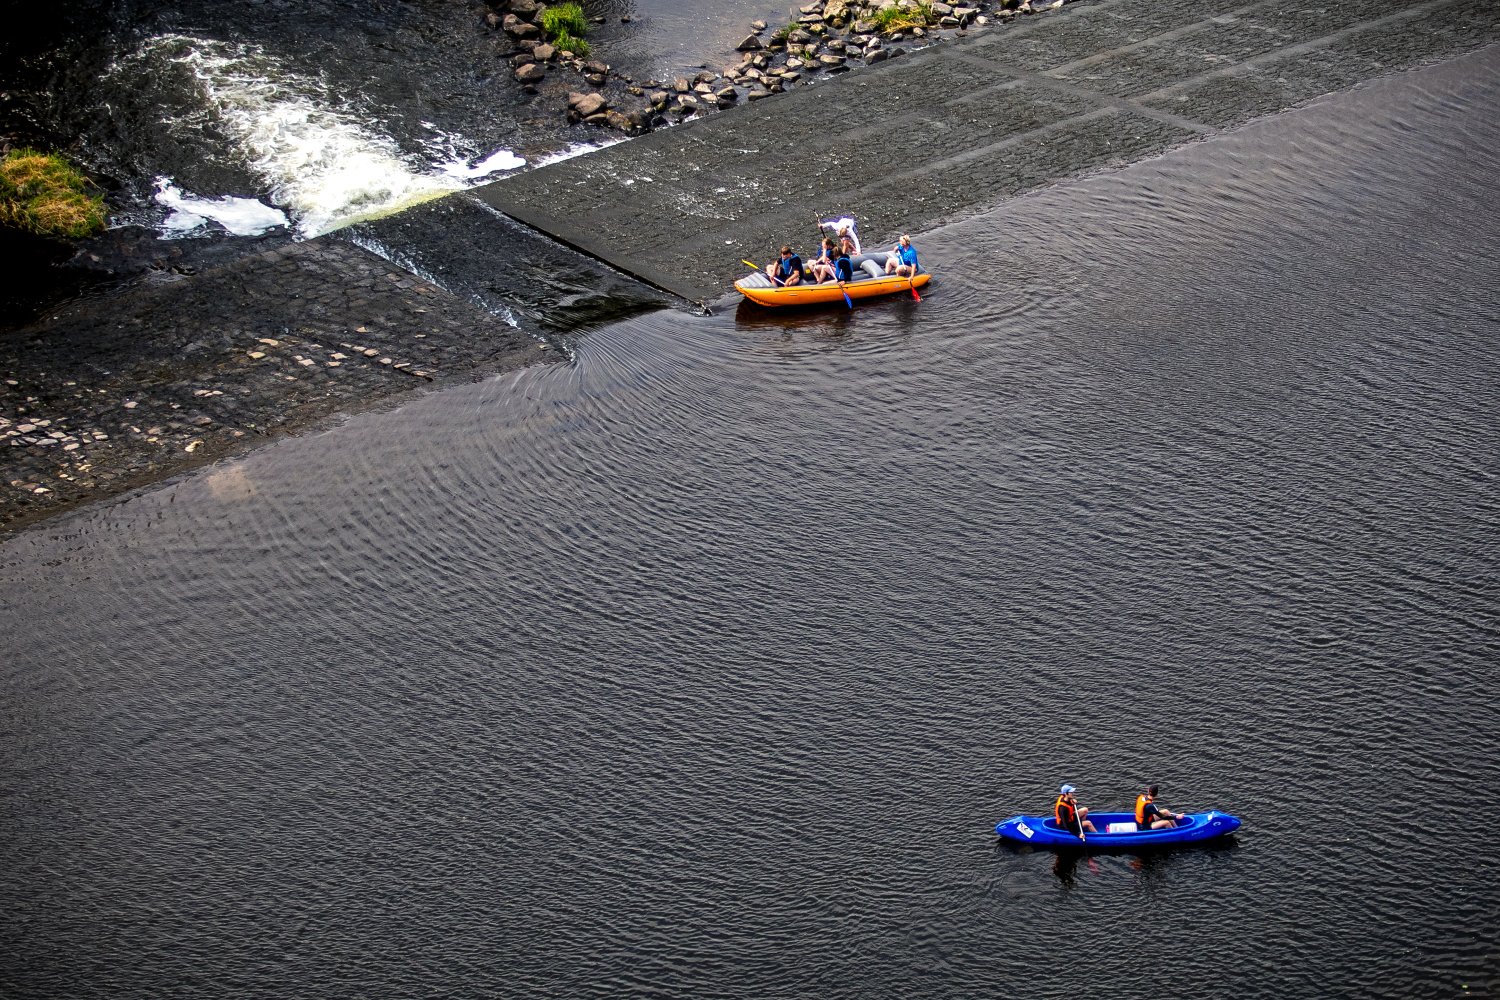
left=736, top=254, right=930, bottom=308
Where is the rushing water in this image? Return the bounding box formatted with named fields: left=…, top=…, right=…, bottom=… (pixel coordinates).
left=0, top=0, right=796, bottom=321
left=3, top=46, right=1500, bottom=1000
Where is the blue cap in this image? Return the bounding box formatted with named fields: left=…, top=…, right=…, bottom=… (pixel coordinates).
left=1060, top=784, right=1076, bottom=794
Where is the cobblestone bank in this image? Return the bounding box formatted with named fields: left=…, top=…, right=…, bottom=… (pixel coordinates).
left=0, top=240, right=550, bottom=534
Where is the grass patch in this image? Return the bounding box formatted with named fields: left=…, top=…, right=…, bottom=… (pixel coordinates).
left=551, top=29, right=591, bottom=57
left=0, top=148, right=106, bottom=239
left=871, top=3, right=933, bottom=33
left=540, top=3, right=588, bottom=40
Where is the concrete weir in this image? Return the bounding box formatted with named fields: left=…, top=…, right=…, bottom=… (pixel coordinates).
left=3, top=0, right=1498, bottom=532
left=477, top=0, right=1500, bottom=304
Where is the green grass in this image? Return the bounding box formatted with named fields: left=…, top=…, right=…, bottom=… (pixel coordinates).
left=551, top=29, right=590, bottom=57
left=540, top=3, right=588, bottom=40
left=0, top=148, right=106, bottom=239
left=871, top=3, right=933, bottom=33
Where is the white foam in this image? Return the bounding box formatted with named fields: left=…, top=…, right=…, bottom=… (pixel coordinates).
left=130, top=35, right=525, bottom=238
left=439, top=147, right=527, bottom=182
left=153, top=178, right=288, bottom=237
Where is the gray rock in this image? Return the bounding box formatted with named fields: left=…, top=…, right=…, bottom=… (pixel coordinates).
left=508, top=0, right=540, bottom=16
left=532, top=43, right=555, bottom=61
left=572, top=93, right=608, bottom=117
left=737, top=34, right=764, bottom=51
left=514, top=62, right=545, bottom=83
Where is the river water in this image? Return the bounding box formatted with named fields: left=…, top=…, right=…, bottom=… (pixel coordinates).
left=3, top=42, right=1499, bottom=1000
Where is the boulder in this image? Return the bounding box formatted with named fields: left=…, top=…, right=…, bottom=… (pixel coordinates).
left=673, top=76, right=691, bottom=93
left=532, top=42, right=556, bottom=61
left=571, top=93, right=608, bottom=117
left=752, top=19, right=767, bottom=31
left=584, top=60, right=609, bottom=77
left=484, top=11, right=501, bottom=30
left=647, top=89, right=670, bottom=108
left=508, top=0, right=540, bottom=15
left=747, top=89, right=773, bottom=101
left=716, top=86, right=738, bottom=103
left=514, top=62, right=545, bottom=83
left=737, top=34, right=764, bottom=51
left=603, top=110, right=635, bottom=132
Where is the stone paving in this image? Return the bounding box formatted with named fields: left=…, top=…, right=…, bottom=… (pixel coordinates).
left=0, top=240, right=548, bottom=533
left=4, top=0, right=1497, bottom=533
left=479, top=0, right=1500, bottom=303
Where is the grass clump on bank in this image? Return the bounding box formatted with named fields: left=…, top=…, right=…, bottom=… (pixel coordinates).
left=872, top=3, right=934, bottom=33
left=541, top=3, right=590, bottom=55
left=0, top=149, right=106, bottom=239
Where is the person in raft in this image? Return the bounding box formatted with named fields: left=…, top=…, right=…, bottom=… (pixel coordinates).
left=809, top=236, right=839, bottom=283
left=884, top=235, right=919, bottom=277
left=821, top=216, right=862, bottom=256
left=1055, top=783, right=1097, bottom=838
left=1135, top=783, right=1184, bottom=830
left=833, top=236, right=856, bottom=283
left=836, top=222, right=861, bottom=256
left=766, top=245, right=804, bottom=286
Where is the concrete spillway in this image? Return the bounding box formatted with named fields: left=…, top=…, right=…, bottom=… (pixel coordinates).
left=477, top=0, right=1500, bottom=303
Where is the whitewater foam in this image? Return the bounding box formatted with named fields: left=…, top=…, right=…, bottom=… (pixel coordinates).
left=153, top=178, right=288, bottom=237
left=125, top=35, right=527, bottom=238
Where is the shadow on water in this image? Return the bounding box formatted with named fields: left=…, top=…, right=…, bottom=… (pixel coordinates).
left=997, top=837, right=1242, bottom=891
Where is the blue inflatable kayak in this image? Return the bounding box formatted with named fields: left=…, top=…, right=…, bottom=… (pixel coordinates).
left=995, top=810, right=1241, bottom=848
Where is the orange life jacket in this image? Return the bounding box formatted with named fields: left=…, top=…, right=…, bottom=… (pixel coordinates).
left=1055, top=794, right=1078, bottom=827
left=1135, top=793, right=1153, bottom=825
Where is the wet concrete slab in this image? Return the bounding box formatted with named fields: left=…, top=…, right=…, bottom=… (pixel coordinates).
left=0, top=240, right=550, bottom=533
left=477, top=0, right=1500, bottom=304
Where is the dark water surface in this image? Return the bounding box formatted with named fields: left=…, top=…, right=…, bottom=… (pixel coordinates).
left=4, top=48, right=1500, bottom=998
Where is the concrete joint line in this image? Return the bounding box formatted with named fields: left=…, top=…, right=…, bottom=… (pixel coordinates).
left=811, top=106, right=1129, bottom=215
left=1034, top=0, right=1285, bottom=76
left=1136, top=0, right=1457, bottom=103
left=946, top=49, right=1215, bottom=135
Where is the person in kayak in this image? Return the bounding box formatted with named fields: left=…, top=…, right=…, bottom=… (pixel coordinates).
left=884, top=235, right=920, bottom=277
left=765, top=245, right=804, bottom=286
left=1055, top=784, right=1097, bottom=838
left=1135, top=784, right=1184, bottom=830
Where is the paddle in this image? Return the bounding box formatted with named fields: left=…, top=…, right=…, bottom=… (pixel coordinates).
left=744, top=259, right=784, bottom=286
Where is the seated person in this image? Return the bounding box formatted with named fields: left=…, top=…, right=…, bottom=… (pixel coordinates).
left=809, top=237, right=838, bottom=283
left=765, top=245, right=803, bottom=286
left=1055, top=783, right=1097, bottom=838
left=833, top=236, right=856, bottom=283
left=884, top=235, right=919, bottom=277
left=1135, top=784, right=1183, bottom=830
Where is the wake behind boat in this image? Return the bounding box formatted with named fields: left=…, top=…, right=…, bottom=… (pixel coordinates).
left=995, top=810, right=1242, bottom=849
left=736, top=254, right=930, bottom=308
